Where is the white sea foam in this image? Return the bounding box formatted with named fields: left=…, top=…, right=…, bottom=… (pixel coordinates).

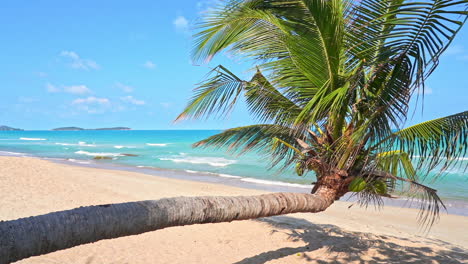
left=55, top=142, right=96, bottom=147
left=44, top=157, right=63, bottom=161
left=183, top=169, right=303, bottom=185
left=159, top=156, right=236, bottom=167
left=74, top=150, right=122, bottom=157
left=112, top=145, right=136, bottom=149
left=78, top=142, right=96, bottom=147
left=20, top=137, right=46, bottom=141
left=68, top=158, right=92, bottom=165
left=184, top=170, right=200, bottom=173
left=240, top=178, right=310, bottom=189
left=146, top=143, right=169, bottom=147
left=182, top=170, right=243, bottom=179
left=0, top=151, right=25, bottom=156
left=56, top=143, right=73, bottom=146
left=217, top=173, right=243, bottom=179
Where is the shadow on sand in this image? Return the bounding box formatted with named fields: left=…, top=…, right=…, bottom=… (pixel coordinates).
left=235, top=216, right=467, bottom=264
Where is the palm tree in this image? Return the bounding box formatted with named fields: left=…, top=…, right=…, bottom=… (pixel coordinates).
left=1, top=0, right=467, bottom=263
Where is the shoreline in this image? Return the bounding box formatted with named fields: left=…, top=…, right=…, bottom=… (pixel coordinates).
left=1, top=156, right=467, bottom=263
left=1, top=151, right=467, bottom=217
left=2, top=151, right=468, bottom=217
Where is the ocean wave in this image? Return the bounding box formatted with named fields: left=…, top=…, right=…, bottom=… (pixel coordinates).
left=146, top=143, right=169, bottom=147
left=114, top=145, right=136, bottom=149
left=78, top=141, right=96, bottom=147
left=217, top=173, right=243, bottom=179
left=55, top=143, right=73, bottom=146
left=19, top=137, right=46, bottom=141
left=159, top=156, right=236, bottom=167
left=0, top=151, right=26, bottom=156
left=182, top=169, right=305, bottom=185
left=67, top=158, right=92, bottom=164
left=74, top=150, right=122, bottom=157
left=55, top=142, right=96, bottom=147
left=43, top=157, right=64, bottom=161
left=182, top=169, right=245, bottom=179
left=240, top=178, right=311, bottom=189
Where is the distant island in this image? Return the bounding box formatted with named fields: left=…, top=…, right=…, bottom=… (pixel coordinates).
left=52, top=127, right=84, bottom=131
left=0, top=125, right=23, bottom=131
left=52, top=127, right=131, bottom=131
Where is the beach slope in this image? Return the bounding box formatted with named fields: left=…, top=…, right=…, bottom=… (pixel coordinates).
left=0, top=157, right=467, bottom=263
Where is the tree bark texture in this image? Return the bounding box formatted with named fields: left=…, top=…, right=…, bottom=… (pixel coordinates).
left=0, top=190, right=338, bottom=263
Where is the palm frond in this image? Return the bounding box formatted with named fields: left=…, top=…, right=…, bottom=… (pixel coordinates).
left=376, top=150, right=417, bottom=181
left=245, top=69, right=304, bottom=127
left=176, top=0, right=468, bottom=229
left=192, top=1, right=292, bottom=64
left=176, top=65, right=245, bottom=121
left=348, top=0, right=468, bottom=91
left=365, top=171, right=445, bottom=228
left=193, top=124, right=305, bottom=169
left=374, top=111, right=468, bottom=177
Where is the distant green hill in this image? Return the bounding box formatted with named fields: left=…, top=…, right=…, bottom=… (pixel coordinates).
left=52, top=127, right=84, bottom=131
left=0, top=125, right=23, bottom=131
left=93, top=127, right=131, bottom=130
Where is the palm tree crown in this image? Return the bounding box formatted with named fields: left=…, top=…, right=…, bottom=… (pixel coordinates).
left=177, top=0, right=468, bottom=226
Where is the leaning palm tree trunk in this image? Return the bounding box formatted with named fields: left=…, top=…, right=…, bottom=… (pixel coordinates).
left=0, top=187, right=338, bottom=264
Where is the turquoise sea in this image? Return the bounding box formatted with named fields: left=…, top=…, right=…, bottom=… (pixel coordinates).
left=0, top=130, right=466, bottom=213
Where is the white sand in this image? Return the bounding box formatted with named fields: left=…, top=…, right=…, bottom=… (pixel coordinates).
left=0, top=156, right=467, bottom=263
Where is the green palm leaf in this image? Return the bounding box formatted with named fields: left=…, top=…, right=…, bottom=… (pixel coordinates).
left=194, top=124, right=305, bottom=169
left=178, top=0, right=468, bottom=227
left=374, top=111, right=468, bottom=176
left=376, top=150, right=417, bottom=181
left=348, top=0, right=468, bottom=91
left=176, top=65, right=245, bottom=120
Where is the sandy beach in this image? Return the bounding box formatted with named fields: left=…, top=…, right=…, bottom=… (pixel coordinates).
left=1, top=156, right=467, bottom=263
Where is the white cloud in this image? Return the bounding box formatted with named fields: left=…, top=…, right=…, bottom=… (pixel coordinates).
left=61, top=50, right=79, bottom=59
left=115, top=82, right=134, bottom=93
left=196, top=0, right=219, bottom=14
left=143, top=61, right=156, bottom=69
left=46, top=83, right=60, bottom=93
left=64, top=85, right=92, bottom=95
left=160, top=102, right=172, bottom=108
left=417, top=87, right=433, bottom=95
left=121, top=95, right=145, bottom=105
left=72, top=96, right=110, bottom=105
left=60, top=50, right=100, bottom=70
left=36, top=72, right=48, bottom=78
left=445, top=45, right=464, bottom=55
left=444, top=45, right=468, bottom=61
left=423, top=88, right=433, bottom=95
left=173, top=16, right=189, bottom=31
left=71, top=96, right=111, bottom=114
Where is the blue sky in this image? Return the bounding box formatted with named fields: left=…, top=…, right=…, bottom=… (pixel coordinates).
left=1, top=0, right=467, bottom=130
